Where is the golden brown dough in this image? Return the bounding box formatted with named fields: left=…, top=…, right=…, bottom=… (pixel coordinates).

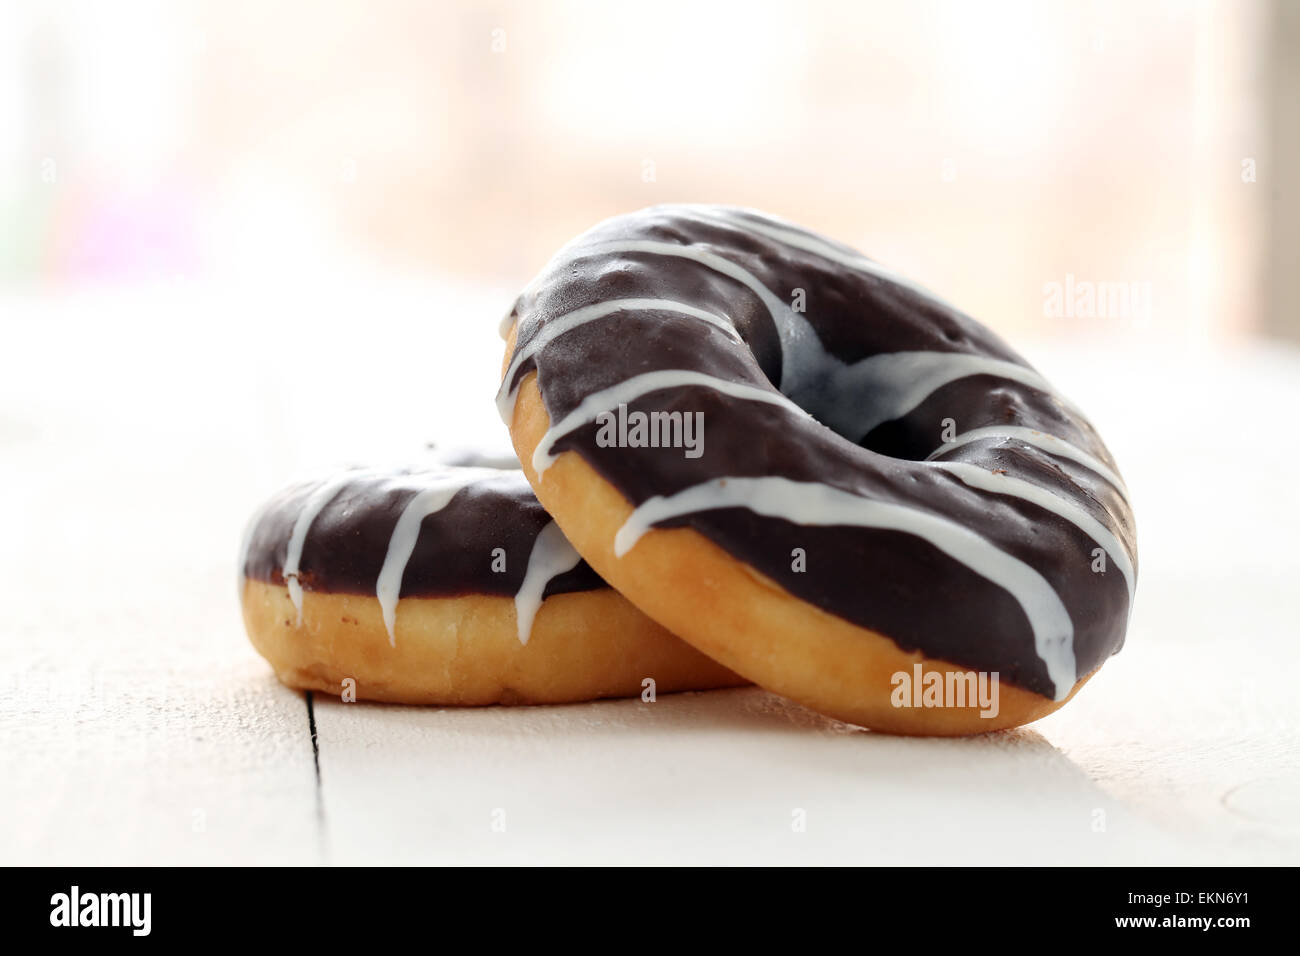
left=506, top=372, right=1090, bottom=735
left=242, top=576, right=745, bottom=706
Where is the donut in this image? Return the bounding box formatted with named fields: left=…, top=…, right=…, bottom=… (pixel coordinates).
left=239, top=464, right=744, bottom=704
left=498, top=204, right=1136, bottom=735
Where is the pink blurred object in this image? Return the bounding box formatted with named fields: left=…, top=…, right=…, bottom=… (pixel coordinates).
left=55, top=183, right=200, bottom=281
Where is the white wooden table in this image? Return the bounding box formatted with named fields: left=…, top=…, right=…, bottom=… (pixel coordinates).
left=3, top=279, right=1297, bottom=865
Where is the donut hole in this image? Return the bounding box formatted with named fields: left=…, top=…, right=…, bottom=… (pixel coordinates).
left=778, top=362, right=942, bottom=463
left=809, top=376, right=1065, bottom=464
left=857, top=418, right=934, bottom=461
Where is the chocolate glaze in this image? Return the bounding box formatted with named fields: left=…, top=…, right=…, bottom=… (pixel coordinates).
left=241, top=466, right=605, bottom=599
left=501, top=204, right=1136, bottom=699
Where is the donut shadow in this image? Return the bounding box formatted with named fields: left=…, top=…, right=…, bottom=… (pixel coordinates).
left=309, top=686, right=1187, bottom=865
left=311, top=683, right=1058, bottom=746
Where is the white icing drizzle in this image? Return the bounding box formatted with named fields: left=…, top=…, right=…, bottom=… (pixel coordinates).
left=613, top=476, right=1077, bottom=699
left=926, top=425, right=1126, bottom=491
left=578, top=239, right=829, bottom=396
left=532, top=369, right=809, bottom=476
left=682, top=205, right=961, bottom=312
left=521, top=236, right=1077, bottom=446
left=804, top=350, right=1078, bottom=440
left=496, top=297, right=741, bottom=422
left=512, top=519, right=584, bottom=645
left=263, top=466, right=596, bottom=650
left=499, top=207, right=1134, bottom=698
left=374, top=468, right=499, bottom=646
left=676, top=208, right=1071, bottom=435
left=283, top=470, right=366, bottom=625
left=930, top=461, right=1135, bottom=605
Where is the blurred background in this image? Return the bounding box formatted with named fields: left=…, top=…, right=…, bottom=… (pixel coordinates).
left=3, top=0, right=1294, bottom=333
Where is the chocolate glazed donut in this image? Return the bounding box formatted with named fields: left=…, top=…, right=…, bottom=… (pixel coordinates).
left=240, top=465, right=744, bottom=704
left=498, top=204, right=1136, bottom=735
